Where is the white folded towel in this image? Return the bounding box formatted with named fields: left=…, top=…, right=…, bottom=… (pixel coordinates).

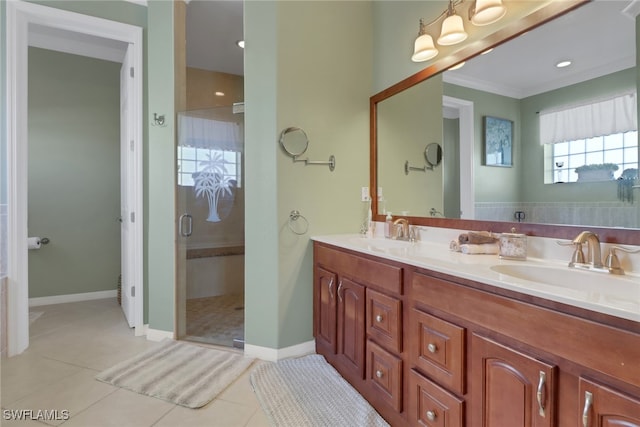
left=459, top=243, right=499, bottom=255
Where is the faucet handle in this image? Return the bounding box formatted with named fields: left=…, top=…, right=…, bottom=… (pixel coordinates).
left=604, top=246, right=640, bottom=275
left=557, top=240, right=585, bottom=267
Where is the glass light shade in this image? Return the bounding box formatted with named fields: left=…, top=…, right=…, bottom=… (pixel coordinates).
left=411, top=34, right=439, bottom=62
left=437, top=14, right=468, bottom=46
left=471, top=0, right=507, bottom=26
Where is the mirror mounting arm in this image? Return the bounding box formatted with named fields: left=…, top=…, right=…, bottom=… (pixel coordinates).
left=293, top=155, right=336, bottom=171
left=405, top=160, right=434, bottom=175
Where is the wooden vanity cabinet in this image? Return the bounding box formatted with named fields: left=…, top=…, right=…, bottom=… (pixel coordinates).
left=313, top=242, right=406, bottom=425
left=313, top=242, right=640, bottom=427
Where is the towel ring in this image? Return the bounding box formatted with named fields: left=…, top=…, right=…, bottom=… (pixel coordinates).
left=288, top=210, right=309, bottom=235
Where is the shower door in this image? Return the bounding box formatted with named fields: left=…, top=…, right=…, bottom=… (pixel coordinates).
left=176, top=105, right=245, bottom=347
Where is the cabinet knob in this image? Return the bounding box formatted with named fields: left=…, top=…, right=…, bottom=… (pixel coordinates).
left=426, top=410, right=437, bottom=421
left=375, top=314, right=383, bottom=322
left=427, top=343, right=438, bottom=353
left=375, top=370, right=383, bottom=378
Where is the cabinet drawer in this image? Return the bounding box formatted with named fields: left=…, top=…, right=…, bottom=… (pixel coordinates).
left=367, top=288, right=402, bottom=353
left=410, top=308, right=465, bottom=395
left=316, top=244, right=403, bottom=295
left=367, top=340, right=403, bottom=412
left=409, top=369, right=464, bottom=427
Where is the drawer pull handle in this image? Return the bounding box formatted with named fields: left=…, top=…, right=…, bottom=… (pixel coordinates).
left=328, top=278, right=334, bottom=299
left=536, top=371, right=546, bottom=417
left=427, top=343, right=438, bottom=353
left=582, top=391, right=593, bottom=427
left=426, top=410, right=437, bottom=422
left=337, top=280, right=343, bottom=302
left=375, top=370, right=383, bottom=378
left=375, top=314, right=383, bottom=322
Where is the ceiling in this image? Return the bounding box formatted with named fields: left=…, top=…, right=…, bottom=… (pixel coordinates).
left=443, top=0, right=638, bottom=99
left=185, top=0, right=244, bottom=76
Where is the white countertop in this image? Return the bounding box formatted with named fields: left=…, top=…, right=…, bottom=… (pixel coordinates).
left=312, top=234, right=640, bottom=323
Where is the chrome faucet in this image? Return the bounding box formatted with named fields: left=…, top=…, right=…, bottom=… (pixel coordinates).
left=392, top=218, right=410, bottom=240
left=570, top=231, right=604, bottom=269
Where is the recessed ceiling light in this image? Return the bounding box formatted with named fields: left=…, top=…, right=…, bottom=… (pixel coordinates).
left=215, top=91, right=225, bottom=97
left=556, top=60, right=572, bottom=68
left=236, top=40, right=245, bottom=49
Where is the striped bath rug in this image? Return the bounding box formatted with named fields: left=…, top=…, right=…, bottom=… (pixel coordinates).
left=250, top=354, right=389, bottom=427
left=96, top=339, right=254, bottom=408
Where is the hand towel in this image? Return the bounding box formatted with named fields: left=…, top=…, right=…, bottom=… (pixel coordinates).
left=459, top=243, right=499, bottom=255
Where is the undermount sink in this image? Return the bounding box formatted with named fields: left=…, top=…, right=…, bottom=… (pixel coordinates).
left=490, top=264, right=639, bottom=314
left=490, top=264, right=636, bottom=288
left=348, top=237, right=412, bottom=251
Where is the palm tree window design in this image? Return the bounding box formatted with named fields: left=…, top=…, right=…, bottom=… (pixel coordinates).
left=193, top=152, right=236, bottom=222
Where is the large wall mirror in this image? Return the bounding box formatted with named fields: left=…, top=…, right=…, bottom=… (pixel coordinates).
left=371, top=0, right=640, bottom=244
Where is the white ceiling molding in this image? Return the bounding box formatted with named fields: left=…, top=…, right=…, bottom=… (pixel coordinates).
left=622, top=0, right=640, bottom=18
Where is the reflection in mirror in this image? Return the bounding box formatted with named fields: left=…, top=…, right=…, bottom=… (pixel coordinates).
left=279, top=127, right=309, bottom=157
left=425, top=142, right=443, bottom=168
left=374, top=0, right=639, bottom=233
left=377, top=75, right=444, bottom=217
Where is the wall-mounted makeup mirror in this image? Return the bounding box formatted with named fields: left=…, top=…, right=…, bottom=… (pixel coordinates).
left=425, top=142, right=443, bottom=168
left=279, top=127, right=336, bottom=171
left=371, top=0, right=640, bottom=244
left=280, top=126, right=309, bottom=157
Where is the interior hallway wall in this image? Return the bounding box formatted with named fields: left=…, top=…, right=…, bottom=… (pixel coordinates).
left=28, top=47, right=121, bottom=298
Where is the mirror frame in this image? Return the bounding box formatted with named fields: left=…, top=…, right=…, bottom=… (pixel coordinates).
left=370, top=0, right=640, bottom=245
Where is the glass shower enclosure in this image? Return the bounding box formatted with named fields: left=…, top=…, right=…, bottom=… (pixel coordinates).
left=176, top=104, right=245, bottom=348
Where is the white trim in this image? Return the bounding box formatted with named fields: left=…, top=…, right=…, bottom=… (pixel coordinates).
left=443, top=96, right=475, bottom=219
left=244, top=340, right=316, bottom=362
left=5, top=0, right=145, bottom=356
left=144, top=327, right=175, bottom=342
left=29, top=290, right=118, bottom=307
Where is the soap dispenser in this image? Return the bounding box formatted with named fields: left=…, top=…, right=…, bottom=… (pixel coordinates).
left=384, top=212, right=393, bottom=238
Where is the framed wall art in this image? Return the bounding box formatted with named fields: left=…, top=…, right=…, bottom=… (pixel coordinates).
left=484, top=116, right=513, bottom=167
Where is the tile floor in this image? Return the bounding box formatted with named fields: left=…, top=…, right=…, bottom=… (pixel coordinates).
left=1, top=298, right=270, bottom=427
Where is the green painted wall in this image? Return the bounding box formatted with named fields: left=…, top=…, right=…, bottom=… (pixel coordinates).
left=3, top=1, right=178, bottom=330
left=245, top=0, right=372, bottom=349
left=27, top=48, right=121, bottom=298
left=146, top=0, right=175, bottom=332
left=444, top=83, right=521, bottom=203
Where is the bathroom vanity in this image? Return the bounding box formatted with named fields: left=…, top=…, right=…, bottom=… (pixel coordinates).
left=312, top=235, right=640, bottom=427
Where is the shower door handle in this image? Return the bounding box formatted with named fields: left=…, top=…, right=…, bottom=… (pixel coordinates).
left=179, top=214, right=193, bottom=237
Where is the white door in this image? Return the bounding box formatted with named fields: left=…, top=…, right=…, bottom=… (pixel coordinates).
left=120, top=46, right=135, bottom=328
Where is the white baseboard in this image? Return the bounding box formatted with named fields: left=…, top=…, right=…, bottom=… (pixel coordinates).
left=29, top=290, right=117, bottom=307
left=244, top=340, right=316, bottom=362
left=144, top=326, right=174, bottom=342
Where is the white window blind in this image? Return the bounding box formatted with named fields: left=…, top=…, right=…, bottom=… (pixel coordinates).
left=539, top=91, right=637, bottom=145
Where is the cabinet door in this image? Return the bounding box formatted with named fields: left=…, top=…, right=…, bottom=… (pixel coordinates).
left=473, top=334, right=557, bottom=427
left=314, top=266, right=337, bottom=354
left=579, top=378, right=640, bottom=427
left=337, top=277, right=366, bottom=379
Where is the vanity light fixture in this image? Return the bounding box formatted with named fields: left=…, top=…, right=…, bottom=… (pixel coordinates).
left=411, top=19, right=439, bottom=62
left=438, top=0, right=468, bottom=46
left=411, top=0, right=507, bottom=62
left=469, top=0, right=507, bottom=26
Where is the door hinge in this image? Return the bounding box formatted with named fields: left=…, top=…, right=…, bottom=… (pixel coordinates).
left=130, top=212, right=135, bottom=223
left=130, top=67, right=134, bottom=78
left=131, top=286, right=135, bottom=297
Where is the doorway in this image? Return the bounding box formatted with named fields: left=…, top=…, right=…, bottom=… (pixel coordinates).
left=5, top=1, right=144, bottom=356
left=176, top=105, right=245, bottom=348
